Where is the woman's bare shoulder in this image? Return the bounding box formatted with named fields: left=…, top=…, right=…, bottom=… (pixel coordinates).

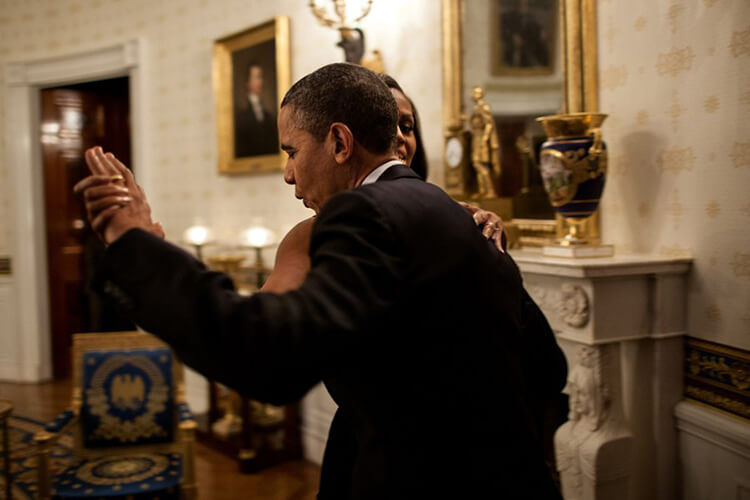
left=276, top=217, right=314, bottom=257
left=261, top=217, right=314, bottom=293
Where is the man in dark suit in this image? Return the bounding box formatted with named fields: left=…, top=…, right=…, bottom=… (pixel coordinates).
left=75, top=63, right=564, bottom=499
left=234, top=62, right=278, bottom=157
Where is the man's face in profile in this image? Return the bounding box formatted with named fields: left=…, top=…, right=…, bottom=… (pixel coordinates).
left=247, top=65, right=264, bottom=96
left=279, top=106, right=343, bottom=215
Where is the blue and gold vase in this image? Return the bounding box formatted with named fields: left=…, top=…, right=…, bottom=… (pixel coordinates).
left=536, top=112, right=608, bottom=246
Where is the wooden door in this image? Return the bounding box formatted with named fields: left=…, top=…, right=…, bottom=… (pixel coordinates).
left=41, top=77, right=132, bottom=378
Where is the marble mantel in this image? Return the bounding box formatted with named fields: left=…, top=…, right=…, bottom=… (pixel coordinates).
left=511, top=250, right=692, bottom=500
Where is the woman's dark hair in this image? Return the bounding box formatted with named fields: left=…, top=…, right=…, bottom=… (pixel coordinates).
left=379, top=74, right=429, bottom=180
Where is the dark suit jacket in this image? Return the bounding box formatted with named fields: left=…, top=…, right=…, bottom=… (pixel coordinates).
left=96, top=166, right=563, bottom=499
left=234, top=103, right=278, bottom=157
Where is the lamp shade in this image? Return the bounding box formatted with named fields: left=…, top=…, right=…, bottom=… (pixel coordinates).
left=242, top=226, right=275, bottom=249
left=183, top=225, right=212, bottom=246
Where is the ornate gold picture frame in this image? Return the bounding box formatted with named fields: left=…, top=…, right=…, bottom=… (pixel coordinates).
left=213, top=17, right=290, bottom=174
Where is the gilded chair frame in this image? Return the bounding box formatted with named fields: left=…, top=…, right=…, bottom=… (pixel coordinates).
left=35, top=331, right=197, bottom=500
left=441, top=0, right=602, bottom=245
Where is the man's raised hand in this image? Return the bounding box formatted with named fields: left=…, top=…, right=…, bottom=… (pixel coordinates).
left=74, top=147, right=164, bottom=244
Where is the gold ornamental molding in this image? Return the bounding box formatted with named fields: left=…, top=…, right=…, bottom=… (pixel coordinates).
left=442, top=0, right=463, bottom=136
left=685, top=337, right=750, bottom=421
left=561, top=0, right=600, bottom=113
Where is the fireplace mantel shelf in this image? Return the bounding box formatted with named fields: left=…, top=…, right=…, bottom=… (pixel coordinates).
left=510, top=249, right=693, bottom=278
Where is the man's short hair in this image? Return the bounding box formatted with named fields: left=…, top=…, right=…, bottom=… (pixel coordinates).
left=280, top=63, right=398, bottom=154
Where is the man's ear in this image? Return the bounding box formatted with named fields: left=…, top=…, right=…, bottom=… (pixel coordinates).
left=328, top=122, right=354, bottom=164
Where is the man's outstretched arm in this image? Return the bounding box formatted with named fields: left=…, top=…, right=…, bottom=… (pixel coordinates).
left=80, top=180, right=404, bottom=405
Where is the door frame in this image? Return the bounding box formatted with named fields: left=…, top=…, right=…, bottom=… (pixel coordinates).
left=4, top=39, right=151, bottom=381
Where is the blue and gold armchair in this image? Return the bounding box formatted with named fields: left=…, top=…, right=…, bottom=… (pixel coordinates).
left=35, top=332, right=197, bottom=499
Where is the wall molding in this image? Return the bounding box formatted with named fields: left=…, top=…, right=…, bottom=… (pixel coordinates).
left=675, top=399, right=750, bottom=500
left=0, top=276, right=19, bottom=381
left=675, top=400, right=750, bottom=460
left=3, top=39, right=150, bottom=381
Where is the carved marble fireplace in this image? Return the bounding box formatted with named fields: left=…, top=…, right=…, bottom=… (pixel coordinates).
left=513, top=251, right=692, bottom=500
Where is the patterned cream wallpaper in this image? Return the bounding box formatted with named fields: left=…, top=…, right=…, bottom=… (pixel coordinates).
left=0, top=0, right=442, bottom=257
left=598, top=0, right=750, bottom=350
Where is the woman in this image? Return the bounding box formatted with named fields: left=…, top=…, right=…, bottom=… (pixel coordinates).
left=262, top=75, right=505, bottom=293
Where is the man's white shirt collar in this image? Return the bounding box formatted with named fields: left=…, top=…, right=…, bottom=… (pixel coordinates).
left=247, top=94, right=264, bottom=121
left=361, top=160, right=406, bottom=186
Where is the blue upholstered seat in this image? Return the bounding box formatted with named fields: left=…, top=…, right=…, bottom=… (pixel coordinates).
left=37, top=332, right=197, bottom=500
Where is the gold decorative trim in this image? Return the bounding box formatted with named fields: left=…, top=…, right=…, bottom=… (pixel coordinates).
left=687, top=338, right=750, bottom=362
left=581, top=0, right=599, bottom=112
left=685, top=385, right=750, bottom=419
left=685, top=337, right=750, bottom=421
left=73, top=332, right=183, bottom=392
left=442, top=0, right=463, bottom=136
left=560, top=0, right=599, bottom=113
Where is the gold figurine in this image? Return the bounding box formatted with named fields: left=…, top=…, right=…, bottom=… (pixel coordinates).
left=467, top=86, right=502, bottom=199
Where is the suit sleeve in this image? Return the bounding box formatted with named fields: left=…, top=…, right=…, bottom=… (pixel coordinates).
left=95, top=190, right=404, bottom=405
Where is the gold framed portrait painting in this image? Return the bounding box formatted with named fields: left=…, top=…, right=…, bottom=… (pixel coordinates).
left=491, top=0, right=557, bottom=76
left=214, top=17, right=290, bottom=174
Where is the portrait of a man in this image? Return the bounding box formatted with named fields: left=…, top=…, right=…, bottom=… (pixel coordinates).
left=214, top=18, right=290, bottom=174
left=493, top=0, right=556, bottom=75
left=231, top=39, right=279, bottom=158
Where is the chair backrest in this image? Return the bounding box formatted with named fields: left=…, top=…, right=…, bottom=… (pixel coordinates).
left=72, top=332, right=183, bottom=451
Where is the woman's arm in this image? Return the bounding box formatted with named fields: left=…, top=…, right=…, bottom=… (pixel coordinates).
left=261, top=217, right=315, bottom=293
left=261, top=202, right=504, bottom=295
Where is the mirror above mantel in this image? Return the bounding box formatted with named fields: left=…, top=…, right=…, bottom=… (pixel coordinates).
left=442, top=0, right=601, bottom=247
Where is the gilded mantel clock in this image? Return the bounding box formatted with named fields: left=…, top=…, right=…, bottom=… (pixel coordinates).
left=444, top=133, right=469, bottom=197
